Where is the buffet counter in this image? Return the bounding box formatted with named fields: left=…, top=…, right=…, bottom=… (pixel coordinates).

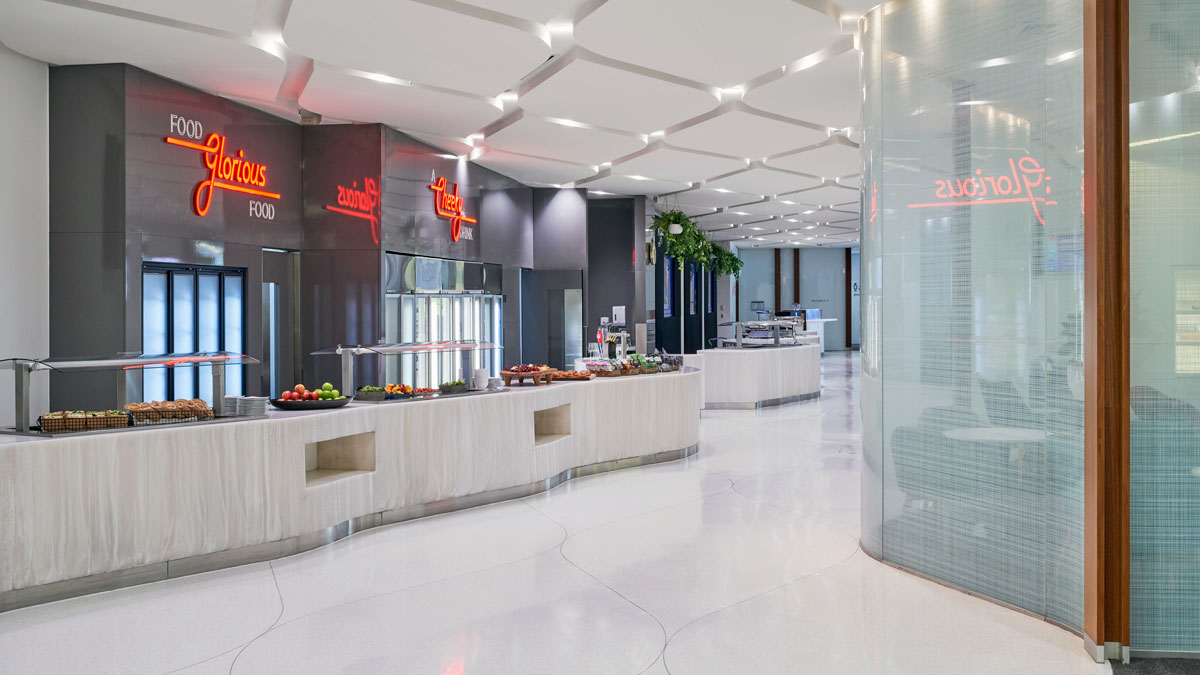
left=0, top=368, right=702, bottom=611
left=685, top=344, right=821, bottom=409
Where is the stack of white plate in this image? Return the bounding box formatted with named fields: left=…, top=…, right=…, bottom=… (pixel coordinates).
left=238, top=396, right=269, bottom=417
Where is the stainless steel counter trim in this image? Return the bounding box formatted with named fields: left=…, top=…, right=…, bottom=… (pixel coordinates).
left=704, top=391, right=821, bottom=410
left=0, top=443, right=699, bottom=614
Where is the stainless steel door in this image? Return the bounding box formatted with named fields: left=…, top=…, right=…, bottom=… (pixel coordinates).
left=261, top=250, right=299, bottom=397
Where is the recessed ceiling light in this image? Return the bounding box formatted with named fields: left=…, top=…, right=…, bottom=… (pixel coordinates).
left=802, top=210, right=816, bottom=215
left=627, top=175, right=651, bottom=181
left=779, top=200, right=795, bottom=205
left=958, top=100, right=991, bottom=106
left=748, top=227, right=762, bottom=231
left=804, top=225, right=817, bottom=230
left=712, top=188, right=732, bottom=194
left=589, top=190, right=613, bottom=195
left=785, top=218, right=798, bottom=223
left=732, top=211, right=750, bottom=216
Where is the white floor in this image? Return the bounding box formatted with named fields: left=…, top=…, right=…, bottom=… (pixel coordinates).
left=0, top=353, right=1111, bottom=675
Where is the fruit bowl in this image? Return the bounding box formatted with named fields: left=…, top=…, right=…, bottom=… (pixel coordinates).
left=269, top=397, right=351, bottom=411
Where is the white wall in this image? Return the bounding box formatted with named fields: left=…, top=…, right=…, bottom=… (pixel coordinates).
left=0, top=43, right=48, bottom=428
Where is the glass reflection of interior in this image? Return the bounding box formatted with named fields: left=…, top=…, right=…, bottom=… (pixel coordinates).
left=861, top=0, right=1086, bottom=632
left=383, top=292, right=503, bottom=388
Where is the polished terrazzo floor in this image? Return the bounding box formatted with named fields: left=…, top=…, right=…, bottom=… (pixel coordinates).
left=0, top=353, right=1110, bottom=675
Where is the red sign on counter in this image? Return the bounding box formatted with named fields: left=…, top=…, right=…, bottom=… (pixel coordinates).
left=428, top=176, right=477, bottom=242
left=325, top=178, right=381, bottom=244
left=165, top=133, right=280, bottom=217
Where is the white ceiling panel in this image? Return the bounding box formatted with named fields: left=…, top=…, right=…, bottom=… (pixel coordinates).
left=737, top=200, right=805, bottom=217
left=694, top=210, right=774, bottom=227
left=485, top=115, right=645, bottom=165
left=785, top=183, right=861, bottom=206
left=0, top=2, right=286, bottom=102
left=612, top=146, right=747, bottom=183
left=797, top=207, right=859, bottom=221
left=285, top=0, right=550, bottom=96
left=579, top=174, right=691, bottom=195
left=705, top=166, right=821, bottom=196
left=667, top=110, right=827, bottom=160
left=455, top=0, right=578, bottom=23
left=575, top=0, right=840, bottom=88
left=768, top=142, right=860, bottom=179
left=521, top=59, right=718, bottom=134
left=473, top=150, right=597, bottom=186
left=744, top=50, right=861, bottom=129
left=301, top=65, right=504, bottom=139
left=661, top=188, right=762, bottom=212
left=407, top=134, right=475, bottom=156
left=92, top=0, right=257, bottom=34
left=787, top=223, right=859, bottom=236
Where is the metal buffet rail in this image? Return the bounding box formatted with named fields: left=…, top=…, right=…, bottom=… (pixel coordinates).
left=313, top=340, right=503, bottom=395
left=720, top=319, right=818, bottom=348
left=1, top=351, right=261, bottom=433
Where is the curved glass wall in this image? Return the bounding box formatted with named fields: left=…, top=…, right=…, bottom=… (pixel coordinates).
left=1129, top=3, right=1200, bottom=654
left=860, top=0, right=1085, bottom=629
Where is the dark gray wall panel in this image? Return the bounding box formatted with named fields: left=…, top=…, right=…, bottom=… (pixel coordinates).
left=49, top=64, right=125, bottom=235
left=586, top=198, right=636, bottom=340
left=532, top=188, right=588, bottom=271
left=48, top=232, right=129, bottom=410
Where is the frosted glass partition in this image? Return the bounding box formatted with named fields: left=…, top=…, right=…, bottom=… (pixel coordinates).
left=861, top=0, right=1085, bottom=630
left=1129, top=2, right=1200, bottom=654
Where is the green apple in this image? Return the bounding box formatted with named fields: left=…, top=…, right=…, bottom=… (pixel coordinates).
left=322, top=382, right=333, bottom=392
left=331, top=389, right=340, bottom=399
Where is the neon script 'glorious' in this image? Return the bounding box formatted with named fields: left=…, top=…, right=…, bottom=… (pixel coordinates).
left=907, top=156, right=1057, bottom=226
left=165, top=134, right=280, bottom=217
left=325, top=178, right=381, bottom=244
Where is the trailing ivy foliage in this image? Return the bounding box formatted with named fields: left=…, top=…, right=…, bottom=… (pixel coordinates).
left=651, top=210, right=743, bottom=278
left=707, top=242, right=744, bottom=279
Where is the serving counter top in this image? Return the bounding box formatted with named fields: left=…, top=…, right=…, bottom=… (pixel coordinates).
left=685, top=344, right=821, bottom=409
left=0, top=369, right=702, bottom=611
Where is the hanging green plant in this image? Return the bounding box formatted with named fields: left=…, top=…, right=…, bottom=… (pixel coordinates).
left=651, top=210, right=708, bottom=270
left=708, top=244, right=744, bottom=279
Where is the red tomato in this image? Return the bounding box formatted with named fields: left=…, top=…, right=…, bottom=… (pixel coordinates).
left=280, top=391, right=290, bottom=401
left=294, top=384, right=306, bottom=395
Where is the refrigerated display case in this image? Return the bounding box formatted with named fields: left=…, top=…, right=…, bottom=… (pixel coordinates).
left=383, top=292, right=503, bottom=389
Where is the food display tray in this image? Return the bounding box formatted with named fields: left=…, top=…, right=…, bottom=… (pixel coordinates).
left=269, top=398, right=352, bottom=411
left=500, top=369, right=557, bottom=386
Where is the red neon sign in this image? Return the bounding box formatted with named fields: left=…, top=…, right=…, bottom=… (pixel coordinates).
left=428, top=176, right=477, bottom=242
left=165, top=134, right=280, bottom=216
left=325, top=178, right=381, bottom=244
left=906, top=156, right=1057, bottom=226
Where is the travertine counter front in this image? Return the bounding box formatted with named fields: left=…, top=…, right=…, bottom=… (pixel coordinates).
left=0, top=369, right=701, bottom=610
left=685, top=345, right=821, bottom=409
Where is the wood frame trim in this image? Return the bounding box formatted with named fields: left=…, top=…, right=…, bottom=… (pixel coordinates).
left=845, top=248, right=853, bottom=348
left=1083, top=0, right=1130, bottom=653
left=774, top=248, right=781, bottom=313
left=793, top=248, right=800, bottom=307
